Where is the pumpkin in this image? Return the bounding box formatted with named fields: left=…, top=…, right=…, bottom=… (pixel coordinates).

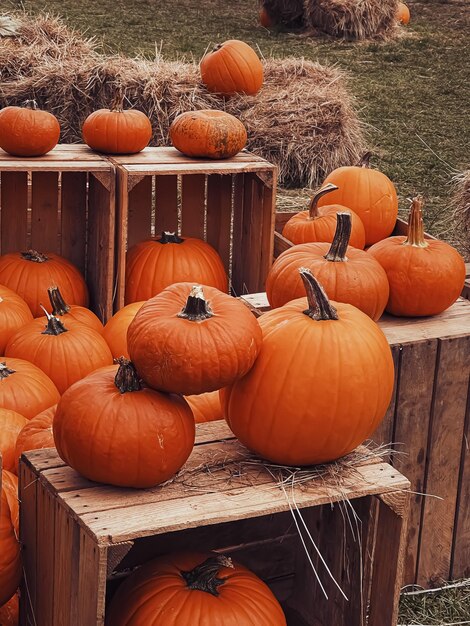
left=200, top=40, right=264, bottom=96
left=0, top=593, right=18, bottom=626
left=128, top=283, right=262, bottom=395
left=5, top=312, right=113, bottom=394
left=53, top=359, right=195, bottom=488
left=0, top=250, right=88, bottom=318
left=185, top=391, right=223, bottom=423
left=0, top=409, right=28, bottom=473
left=15, top=405, right=56, bottom=464
left=368, top=196, right=465, bottom=316
left=224, top=269, right=394, bottom=465
left=106, top=552, right=286, bottom=626
left=268, top=212, right=389, bottom=320
left=316, top=153, right=398, bottom=246
left=37, top=286, right=103, bottom=333
left=170, top=110, right=247, bottom=159
left=396, top=2, right=410, bottom=24
left=260, top=6, right=274, bottom=27
left=125, top=232, right=228, bottom=304
left=82, top=96, right=152, bottom=155
left=0, top=471, right=21, bottom=607
left=0, top=284, right=33, bottom=354
left=0, top=100, right=60, bottom=157
left=102, top=301, right=145, bottom=359
left=0, top=358, right=60, bottom=419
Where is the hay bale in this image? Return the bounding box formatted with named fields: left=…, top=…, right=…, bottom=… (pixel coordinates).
left=261, top=0, right=305, bottom=28
left=0, top=14, right=365, bottom=187
left=453, top=170, right=470, bottom=257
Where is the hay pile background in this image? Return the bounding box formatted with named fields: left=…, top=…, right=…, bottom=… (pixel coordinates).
left=0, top=14, right=365, bottom=188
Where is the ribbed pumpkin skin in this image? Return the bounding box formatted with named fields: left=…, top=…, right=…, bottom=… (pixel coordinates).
left=0, top=285, right=33, bottom=353
left=282, top=206, right=366, bottom=249
left=200, top=40, right=264, bottom=96
left=128, top=283, right=263, bottom=395
left=170, top=110, right=247, bottom=159
left=0, top=251, right=88, bottom=318
left=0, top=592, right=19, bottom=626
left=102, top=302, right=145, bottom=359
left=0, top=409, right=28, bottom=473
left=53, top=366, right=195, bottom=488
left=368, top=237, right=465, bottom=316
left=397, top=2, right=410, bottom=24
left=185, top=391, right=223, bottom=423
left=224, top=298, right=394, bottom=465
left=0, top=358, right=60, bottom=419
left=106, top=552, right=286, bottom=626
left=125, top=237, right=228, bottom=304
left=266, top=242, right=389, bottom=320
left=5, top=319, right=113, bottom=394
left=15, top=405, right=56, bottom=464
left=0, top=105, right=60, bottom=157
left=82, top=109, right=152, bottom=154
left=0, top=471, right=21, bottom=607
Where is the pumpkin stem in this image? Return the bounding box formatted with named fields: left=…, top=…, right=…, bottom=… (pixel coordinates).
left=308, top=183, right=339, bottom=219
left=23, top=99, right=38, bottom=110
left=324, top=212, right=351, bottom=262
left=358, top=152, right=373, bottom=168
left=40, top=306, right=68, bottom=335
left=178, top=285, right=214, bottom=321
left=300, top=268, right=338, bottom=321
left=114, top=357, right=143, bottom=393
left=403, top=195, right=429, bottom=248
left=158, top=231, right=184, bottom=244
left=0, top=362, right=16, bottom=380
left=21, top=250, right=48, bottom=263
left=47, top=286, right=70, bottom=316
left=181, top=555, right=234, bottom=596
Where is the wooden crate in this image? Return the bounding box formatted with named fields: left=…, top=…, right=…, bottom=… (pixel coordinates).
left=110, top=147, right=276, bottom=310
left=0, top=145, right=115, bottom=322
left=242, top=292, right=470, bottom=587
left=19, top=421, right=409, bottom=626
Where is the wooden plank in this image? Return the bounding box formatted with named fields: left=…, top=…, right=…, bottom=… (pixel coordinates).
left=154, top=175, right=178, bottom=235
left=75, top=531, right=107, bottom=626
left=60, top=172, right=87, bottom=273
left=30, top=172, right=59, bottom=253
left=417, top=335, right=470, bottom=584
left=181, top=174, right=206, bottom=239
left=19, top=462, right=38, bottom=626
left=371, top=345, right=402, bottom=459
left=206, top=174, right=232, bottom=278
left=0, top=171, right=29, bottom=254
left=35, top=481, right=56, bottom=625
left=126, top=175, right=152, bottom=249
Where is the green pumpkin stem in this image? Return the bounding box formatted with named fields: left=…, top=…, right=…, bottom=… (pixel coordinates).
left=358, top=152, right=373, bottom=168
left=48, top=286, right=70, bottom=316
left=114, top=357, right=143, bottom=393
left=324, top=212, right=351, bottom=262
left=158, top=231, right=184, bottom=244
left=300, top=268, right=338, bottom=321
left=40, top=305, right=68, bottom=335
left=178, top=285, right=214, bottom=321
left=0, top=362, right=16, bottom=380
left=181, top=555, right=233, bottom=596
left=21, top=250, right=48, bottom=263
left=308, top=183, right=339, bottom=219
left=403, top=195, right=429, bottom=248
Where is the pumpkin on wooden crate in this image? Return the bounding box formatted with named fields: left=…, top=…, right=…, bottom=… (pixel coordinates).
left=0, top=100, right=60, bottom=157
left=15, top=405, right=56, bottom=466
left=268, top=212, right=389, bottom=320
left=0, top=250, right=88, bottom=318
left=39, top=286, right=103, bottom=332
left=170, top=110, right=247, bottom=159
left=128, top=283, right=262, bottom=395
left=0, top=358, right=60, bottom=419
left=185, top=390, right=223, bottom=423
left=0, top=409, right=28, bottom=473
left=224, top=269, right=394, bottom=465
left=106, top=552, right=286, bottom=626
left=0, top=471, right=21, bottom=607
left=368, top=196, right=465, bottom=316
left=102, top=301, right=145, bottom=359
left=125, top=232, right=228, bottom=304
left=0, top=285, right=33, bottom=354
left=282, top=183, right=366, bottom=249
left=396, top=2, right=410, bottom=24
left=0, top=592, right=18, bottom=626
left=316, top=153, right=398, bottom=246
left=200, top=39, right=264, bottom=96
left=53, top=359, right=195, bottom=488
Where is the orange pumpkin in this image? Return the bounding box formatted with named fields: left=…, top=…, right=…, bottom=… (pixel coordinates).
left=282, top=183, right=366, bottom=249
left=0, top=358, right=60, bottom=419
left=396, top=2, right=410, bottom=24
left=128, top=283, right=262, bottom=395
left=0, top=284, right=33, bottom=354
left=5, top=312, right=113, bottom=394
left=317, top=153, right=398, bottom=246
left=53, top=359, right=195, bottom=488
left=368, top=196, right=465, bottom=316
left=185, top=391, right=223, bottom=423
left=200, top=40, right=264, bottom=96
left=0, top=409, right=28, bottom=473
left=0, top=592, right=19, bottom=626
left=268, top=212, right=389, bottom=320
left=15, top=405, right=56, bottom=464
left=35, top=286, right=103, bottom=332
left=0, top=471, right=21, bottom=607
left=224, top=269, right=394, bottom=465
left=0, top=250, right=88, bottom=318
left=106, top=552, right=286, bottom=626
left=125, top=232, right=228, bottom=304
left=0, top=100, right=60, bottom=157
left=170, top=110, right=247, bottom=159
left=102, top=301, right=145, bottom=359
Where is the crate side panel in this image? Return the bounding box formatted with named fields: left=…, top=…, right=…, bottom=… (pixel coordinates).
left=0, top=172, right=29, bottom=254
left=19, top=462, right=38, bottom=626
left=155, top=175, right=178, bottom=234
left=206, top=174, right=232, bottom=280
left=126, top=176, right=153, bottom=249
left=181, top=174, right=206, bottom=239
left=30, top=172, right=59, bottom=253
left=60, top=172, right=87, bottom=273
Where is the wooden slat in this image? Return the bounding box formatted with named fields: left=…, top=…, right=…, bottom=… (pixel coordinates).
left=126, top=175, right=152, bottom=249
left=181, top=174, right=206, bottom=239
left=60, top=172, right=87, bottom=272
left=0, top=171, right=28, bottom=253
left=19, top=462, right=38, bottom=626
left=206, top=174, right=232, bottom=277
left=30, top=172, right=59, bottom=252
left=154, top=175, right=178, bottom=234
